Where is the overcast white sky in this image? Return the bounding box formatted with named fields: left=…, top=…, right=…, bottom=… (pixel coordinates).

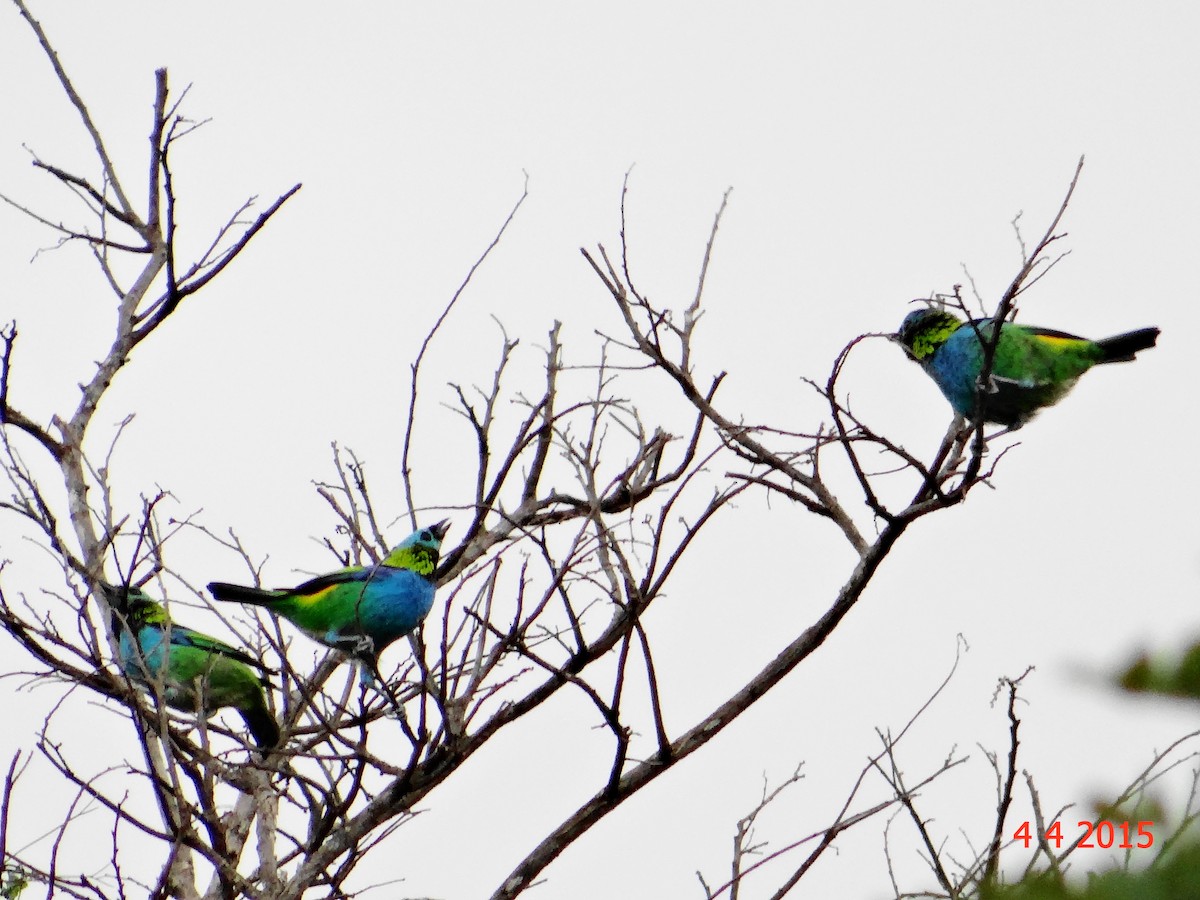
left=2, top=3, right=1199, bottom=898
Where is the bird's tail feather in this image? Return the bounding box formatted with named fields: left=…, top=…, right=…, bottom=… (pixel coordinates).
left=1097, top=327, right=1160, bottom=363
left=208, top=582, right=277, bottom=608
left=240, top=707, right=281, bottom=750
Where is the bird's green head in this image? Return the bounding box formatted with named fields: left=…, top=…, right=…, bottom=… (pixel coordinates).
left=128, top=590, right=169, bottom=629
left=894, top=307, right=963, bottom=362
left=102, top=583, right=169, bottom=630
left=382, top=519, right=450, bottom=576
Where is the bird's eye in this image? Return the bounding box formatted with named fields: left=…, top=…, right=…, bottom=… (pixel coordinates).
left=420, top=530, right=432, bottom=541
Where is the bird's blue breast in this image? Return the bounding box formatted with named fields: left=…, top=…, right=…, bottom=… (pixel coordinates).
left=119, top=626, right=169, bottom=679
left=926, top=326, right=985, bottom=416
left=342, top=569, right=436, bottom=648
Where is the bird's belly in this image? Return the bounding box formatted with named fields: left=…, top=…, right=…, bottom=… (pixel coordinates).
left=325, top=579, right=436, bottom=649
left=119, top=630, right=206, bottom=710
left=929, top=334, right=1081, bottom=426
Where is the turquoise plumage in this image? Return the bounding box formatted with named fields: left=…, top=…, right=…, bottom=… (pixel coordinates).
left=105, top=583, right=280, bottom=749
left=207, top=520, right=449, bottom=684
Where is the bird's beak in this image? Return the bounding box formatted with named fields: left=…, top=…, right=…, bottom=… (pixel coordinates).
left=429, top=519, right=451, bottom=541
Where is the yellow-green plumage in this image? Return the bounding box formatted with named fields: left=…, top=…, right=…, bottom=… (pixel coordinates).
left=207, top=521, right=449, bottom=684
left=105, top=584, right=280, bottom=749
left=895, top=308, right=1159, bottom=428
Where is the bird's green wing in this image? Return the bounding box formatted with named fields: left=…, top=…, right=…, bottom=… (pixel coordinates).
left=167, top=625, right=272, bottom=674
left=994, top=324, right=1104, bottom=387
left=1019, top=325, right=1088, bottom=342
left=287, top=566, right=371, bottom=597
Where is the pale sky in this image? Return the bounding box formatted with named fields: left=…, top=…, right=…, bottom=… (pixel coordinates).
left=2, top=3, right=1199, bottom=898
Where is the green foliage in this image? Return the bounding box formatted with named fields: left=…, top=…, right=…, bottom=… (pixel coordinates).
left=984, top=840, right=1200, bottom=900
left=1, top=868, right=29, bottom=900
left=1119, top=642, right=1200, bottom=700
